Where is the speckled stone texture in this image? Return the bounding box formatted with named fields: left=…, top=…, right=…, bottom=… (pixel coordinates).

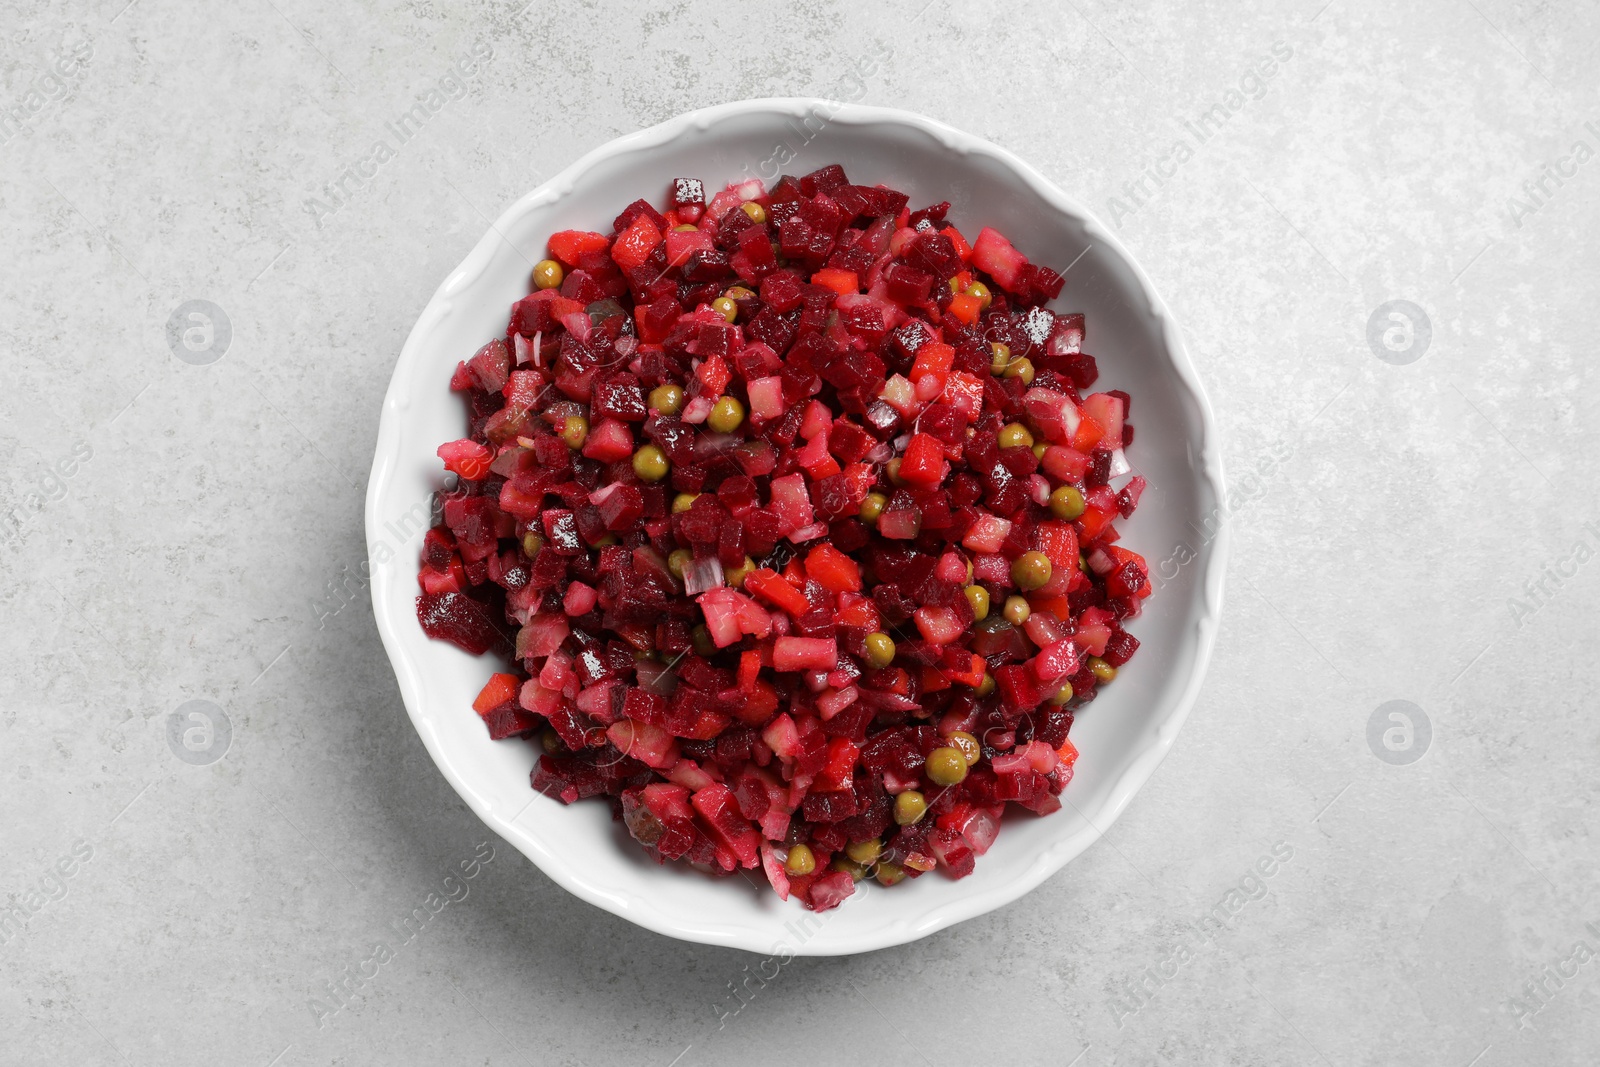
left=1, top=0, right=1597, bottom=1063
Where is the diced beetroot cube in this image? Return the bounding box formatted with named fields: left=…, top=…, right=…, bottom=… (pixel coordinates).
left=801, top=789, right=859, bottom=823
left=759, top=270, right=805, bottom=312
left=612, top=198, right=669, bottom=235
left=813, top=736, right=860, bottom=789
left=802, top=869, right=856, bottom=912
left=623, top=782, right=698, bottom=860
left=826, top=419, right=874, bottom=465
left=799, top=164, right=849, bottom=197
left=481, top=703, right=541, bottom=740
left=904, top=230, right=961, bottom=280
left=691, top=783, right=760, bottom=868
left=592, top=374, right=648, bottom=421
left=716, top=475, right=758, bottom=512
left=670, top=178, right=705, bottom=208
left=531, top=754, right=606, bottom=804
left=466, top=338, right=511, bottom=392
left=543, top=700, right=596, bottom=750
left=636, top=297, right=681, bottom=343
left=416, top=592, right=504, bottom=654
left=883, top=261, right=934, bottom=305
left=995, top=663, right=1050, bottom=713
left=1103, top=628, right=1140, bottom=667
left=1117, top=475, right=1147, bottom=518
left=929, top=827, right=976, bottom=878
left=595, top=483, right=644, bottom=531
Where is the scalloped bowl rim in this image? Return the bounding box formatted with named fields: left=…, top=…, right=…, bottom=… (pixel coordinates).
left=366, top=98, right=1228, bottom=955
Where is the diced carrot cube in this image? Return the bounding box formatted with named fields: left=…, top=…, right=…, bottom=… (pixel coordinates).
left=472, top=672, right=522, bottom=714
left=810, top=268, right=859, bottom=296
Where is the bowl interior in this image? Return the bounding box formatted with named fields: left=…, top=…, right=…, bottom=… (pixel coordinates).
left=368, top=101, right=1224, bottom=955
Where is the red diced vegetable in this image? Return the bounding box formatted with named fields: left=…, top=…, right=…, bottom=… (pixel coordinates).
left=416, top=168, right=1153, bottom=911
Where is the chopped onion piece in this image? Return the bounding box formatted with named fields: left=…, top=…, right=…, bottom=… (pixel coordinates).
left=682, top=555, right=725, bottom=595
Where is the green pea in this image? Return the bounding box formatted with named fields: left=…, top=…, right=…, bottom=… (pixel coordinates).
left=997, top=423, right=1034, bottom=450
left=926, top=747, right=969, bottom=786
left=1050, top=485, right=1086, bottom=521
left=784, top=843, right=816, bottom=875
left=844, top=839, right=882, bottom=865
left=532, top=259, right=564, bottom=290
left=1002, top=595, right=1031, bottom=626
left=894, top=790, right=928, bottom=825
left=725, top=556, right=755, bottom=588
left=989, top=342, right=1011, bottom=376
left=707, top=395, right=745, bottom=434
left=632, top=443, right=670, bottom=482
left=946, top=730, right=980, bottom=765
left=863, top=632, right=896, bottom=669
left=832, top=856, right=868, bottom=881
left=649, top=383, right=684, bottom=416
left=690, top=624, right=717, bottom=656
left=1003, top=356, right=1034, bottom=384
left=964, top=584, right=990, bottom=621
left=1011, top=551, right=1051, bottom=591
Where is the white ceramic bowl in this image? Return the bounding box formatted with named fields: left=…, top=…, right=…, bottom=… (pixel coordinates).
left=367, top=99, right=1227, bottom=955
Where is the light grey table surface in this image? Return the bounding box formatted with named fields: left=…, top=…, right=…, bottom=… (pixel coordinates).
left=3, top=1, right=1597, bottom=1064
